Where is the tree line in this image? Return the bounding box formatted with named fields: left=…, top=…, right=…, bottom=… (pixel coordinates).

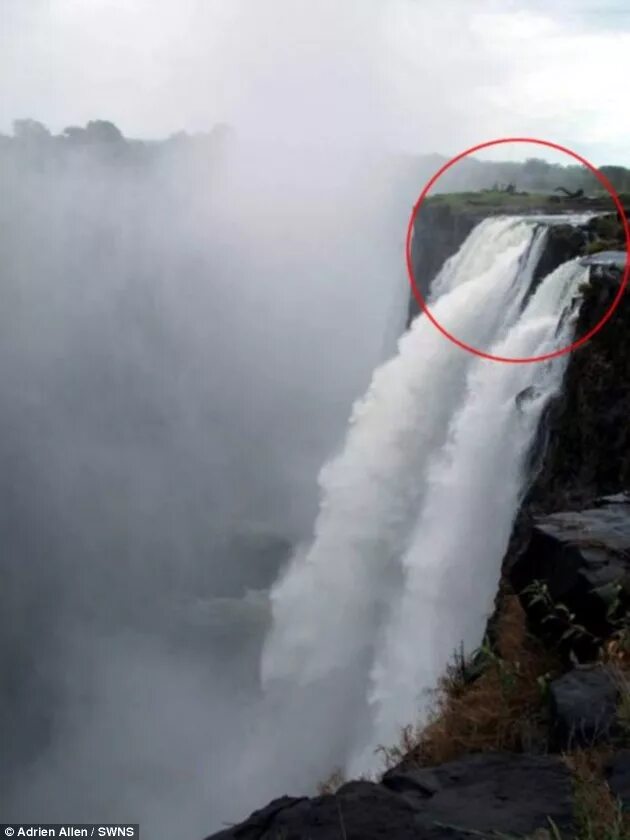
left=2, top=118, right=630, bottom=195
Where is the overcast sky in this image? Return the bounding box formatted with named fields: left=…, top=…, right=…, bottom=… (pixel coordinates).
left=1, top=0, right=629, bottom=164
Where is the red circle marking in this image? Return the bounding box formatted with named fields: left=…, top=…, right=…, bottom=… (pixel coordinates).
left=406, top=137, right=630, bottom=363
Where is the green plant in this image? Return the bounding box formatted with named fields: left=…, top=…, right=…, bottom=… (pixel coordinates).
left=598, top=583, right=630, bottom=669
left=376, top=596, right=558, bottom=770
left=521, top=580, right=600, bottom=652
left=475, top=634, right=522, bottom=694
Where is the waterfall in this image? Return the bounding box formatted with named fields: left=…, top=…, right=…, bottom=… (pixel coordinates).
left=261, top=216, right=588, bottom=777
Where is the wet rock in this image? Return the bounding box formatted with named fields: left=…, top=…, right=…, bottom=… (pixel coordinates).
left=533, top=224, right=586, bottom=286
left=205, top=753, right=574, bottom=839
left=588, top=264, right=624, bottom=287
left=500, top=226, right=630, bottom=518
left=408, top=203, right=478, bottom=321
left=549, top=667, right=619, bottom=749
left=383, top=752, right=574, bottom=838
left=606, top=749, right=630, bottom=807
left=205, top=795, right=307, bottom=840
left=596, top=493, right=630, bottom=507
left=509, top=497, right=630, bottom=656
left=204, top=783, right=421, bottom=840
left=516, top=385, right=543, bottom=410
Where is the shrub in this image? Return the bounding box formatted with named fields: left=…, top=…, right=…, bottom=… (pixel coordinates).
left=377, top=595, right=561, bottom=769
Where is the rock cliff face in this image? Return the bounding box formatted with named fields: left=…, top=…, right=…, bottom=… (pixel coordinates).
left=526, top=275, right=630, bottom=512
left=408, top=202, right=479, bottom=307
left=203, top=197, right=629, bottom=840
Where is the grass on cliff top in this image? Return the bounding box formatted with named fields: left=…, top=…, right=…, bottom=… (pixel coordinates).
left=427, top=190, right=560, bottom=211
left=425, top=189, right=630, bottom=215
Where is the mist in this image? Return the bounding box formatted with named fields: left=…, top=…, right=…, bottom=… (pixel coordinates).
left=0, top=119, right=429, bottom=835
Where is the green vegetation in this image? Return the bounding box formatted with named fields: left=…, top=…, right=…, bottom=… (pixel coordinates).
left=0, top=117, right=232, bottom=168
left=422, top=188, right=630, bottom=262
left=4, top=120, right=630, bottom=209
left=425, top=189, right=630, bottom=218
left=376, top=597, right=560, bottom=769
left=427, top=190, right=568, bottom=211
left=569, top=750, right=630, bottom=840
left=421, top=154, right=630, bottom=197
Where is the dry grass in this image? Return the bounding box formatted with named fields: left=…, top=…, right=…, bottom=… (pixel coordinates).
left=378, top=595, right=561, bottom=769
left=604, top=632, right=630, bottom=670
left=317, top=592, right=630, bottom=838
left=567, top=749, right=630, bottom=840
left=317, top=767, right=347, bottom=796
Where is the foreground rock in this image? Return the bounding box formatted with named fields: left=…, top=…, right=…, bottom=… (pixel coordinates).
left=509, top=495, right=630, bottom=658
left=205, top=752, right=573, bottom=840
left=549, top=666, right=619, bottom=749
left=606, top=750, right=630, bottom=808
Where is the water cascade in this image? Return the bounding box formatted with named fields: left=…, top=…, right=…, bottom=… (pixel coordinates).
left=261, top=216, right=589, bottom=775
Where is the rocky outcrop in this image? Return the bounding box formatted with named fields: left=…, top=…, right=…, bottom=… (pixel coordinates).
left=509, top=495, right=630, bottom=658
left=408, top=202, right=478, bottom=310
left=206, top=753, right=574, bottom=840
left=531, top=223, right=587, bottom=288
left=522, top=272, right=630, bottom=513
left=549, top=667, right=620, bottom=749
left=606, top=750, right=630, bottom=807
left=382, top=753, right=574, bottom=838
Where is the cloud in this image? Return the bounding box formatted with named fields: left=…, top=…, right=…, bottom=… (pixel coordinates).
left=1, top=0, right=628, bottom=162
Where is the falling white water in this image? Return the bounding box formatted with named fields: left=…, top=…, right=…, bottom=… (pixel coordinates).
left=261, top=216, right=588, bottom=778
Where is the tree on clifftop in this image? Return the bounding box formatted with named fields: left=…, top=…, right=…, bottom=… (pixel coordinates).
left=62, top=120, right=125, bottom=144
left=85, top=120, right=124, bottom=143
left=13, top=119, right=51, bottom=142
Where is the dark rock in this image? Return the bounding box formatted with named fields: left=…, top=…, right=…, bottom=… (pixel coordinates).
left=509, top=497, right=630, bottom=656
left=532, top=223, right=586, bottom=287
left=408, top=203, right=478, bottom=322
left=382, top=764, right=440, bottom=797
left=383, top=752, right=574, bottom=838
left=204, top=782, right=420, bottom=840
left=516, top=384, right=543, bottom=411
left=588, top=263, right=624, bottom=287
left=522, top=274, right=630, bottom=512
left=549, top=667, right=619, bottom=749
left=596, top=493, right=630, bottom=507
left=606, top=749, right=630, bottom=807
left=205, top=796, right=307, bottom=840
left=206, top=753, right=574, bottom=840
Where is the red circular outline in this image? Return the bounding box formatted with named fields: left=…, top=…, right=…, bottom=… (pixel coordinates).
left=405, top=137, right=630, bottom=363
